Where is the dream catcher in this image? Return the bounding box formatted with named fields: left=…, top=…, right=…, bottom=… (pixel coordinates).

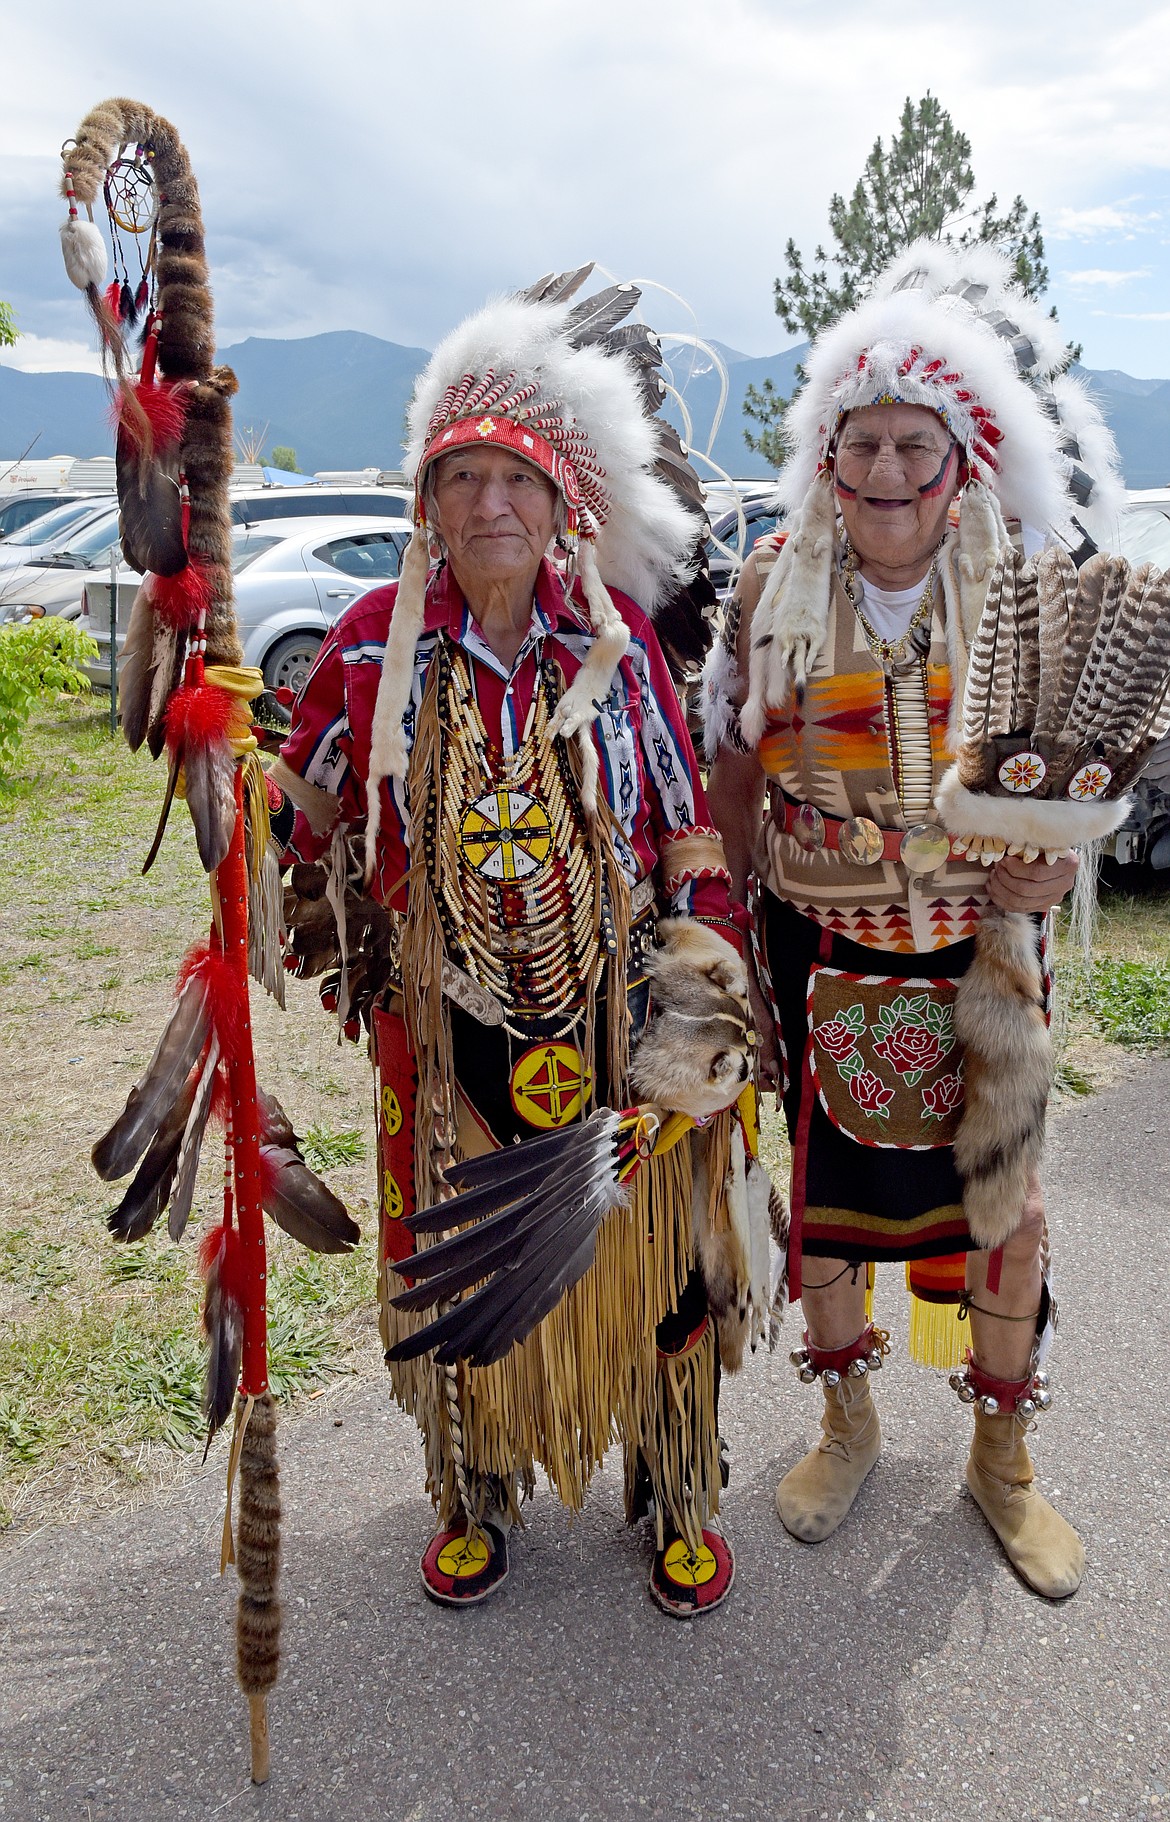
left=102, top=145, right=157, bottom=330
left=59, top=99, right=354, bottom=1786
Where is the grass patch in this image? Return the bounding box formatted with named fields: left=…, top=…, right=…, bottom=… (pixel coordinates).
left=0, top=1237, right=376, bottom=1479
left=1067, top=956, right=1170, bottom=1048
left=0, top=697, right=378, bottom=1532
left=1053, top=882, right=1170, bottom=1073
left=301, top=1124, right=368, bottom=1171
left=0, top=1229, right=77, bottom=1300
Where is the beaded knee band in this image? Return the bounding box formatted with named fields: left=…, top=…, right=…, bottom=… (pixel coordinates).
left=789, top=1323, right=890, bottom=1388
left=949, top=1349, right=1052, bottom=1420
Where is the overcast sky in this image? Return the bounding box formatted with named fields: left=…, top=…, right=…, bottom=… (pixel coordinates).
left=2, top=0, right=1168, bottom=385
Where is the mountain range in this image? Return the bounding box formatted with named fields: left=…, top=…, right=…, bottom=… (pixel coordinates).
left=2, top=329, right=1167, bottom=488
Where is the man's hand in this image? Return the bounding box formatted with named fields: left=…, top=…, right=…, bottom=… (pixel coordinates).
left=748, top=962, right=780, bottom=1093
left=988, top=849, right=1079, bottom=915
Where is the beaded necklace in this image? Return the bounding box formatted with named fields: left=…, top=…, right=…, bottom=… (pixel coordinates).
left=840, top=542, right=939, bottom=824
left=842, top=540, right=937, bottom=671
left=423, top=637, right=613, bottom=1041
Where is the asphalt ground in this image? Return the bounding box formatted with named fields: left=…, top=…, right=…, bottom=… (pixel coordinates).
left=2, top=1060, right=1168, bottom=1822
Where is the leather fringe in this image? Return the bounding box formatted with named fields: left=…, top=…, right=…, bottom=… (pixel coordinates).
left=622, top=1318, right=721, bottom=1554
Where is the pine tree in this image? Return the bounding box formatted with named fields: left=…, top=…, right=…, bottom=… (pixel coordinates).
left=743, top=94, right=1048, bottom=465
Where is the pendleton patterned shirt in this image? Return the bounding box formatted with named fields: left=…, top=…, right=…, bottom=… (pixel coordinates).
left=754, top=568, right=992, bottom=953
left=278, top=556, right=733, bottom=928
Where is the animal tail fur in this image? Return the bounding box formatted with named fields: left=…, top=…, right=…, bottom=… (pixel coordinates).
left=952, top=907, right=1051, bottom=1249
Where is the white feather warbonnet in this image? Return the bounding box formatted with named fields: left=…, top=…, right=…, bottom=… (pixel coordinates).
left=406, top=294, right=697, bottom=614
left=777, top=239, right=1124, bottom=544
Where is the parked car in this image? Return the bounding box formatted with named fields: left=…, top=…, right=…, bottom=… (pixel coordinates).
left=82, top=515, right=412, bottom=696
left=0, top=490, right=93, bottom=541
left=0, top=506, right=123, bottom=623
left=229, top=483, right=415, bottom=526
left=707, top=498, right=784, bottom=596
left=1109, top=487, right=1170, bottom=569
left=0, top=495, right=116, bottom=571
left=701, top=479, right=776, bottom=523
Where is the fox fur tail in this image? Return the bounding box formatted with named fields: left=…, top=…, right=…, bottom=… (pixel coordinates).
left=953, top=908, right=1052, bottom=1249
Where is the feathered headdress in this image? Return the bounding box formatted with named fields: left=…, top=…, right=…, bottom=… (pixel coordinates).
left=743, top=238, right=1125, bottom=742
left=779, top=239, right=1125, bottom=546
left=365, top=265, right=711, bottom=872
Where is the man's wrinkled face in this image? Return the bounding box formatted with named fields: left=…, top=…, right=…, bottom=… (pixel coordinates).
left=832, top=402, right=962, bottom=580
left=429, top=445, right=559, bottom=585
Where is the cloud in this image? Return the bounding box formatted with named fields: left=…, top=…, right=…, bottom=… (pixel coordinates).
left=4, top=0, right=1170, bottom=379
left=1064, top=268, right=1153, bottom=287
left=0, top=332, right=102, bottom=373
left=1050, top=204, right=1162, bottom=239
left=1092, top=309, right=1170, bottom=321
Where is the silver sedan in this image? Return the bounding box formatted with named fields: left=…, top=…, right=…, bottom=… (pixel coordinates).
left=82, top=515, right=412, bottom=695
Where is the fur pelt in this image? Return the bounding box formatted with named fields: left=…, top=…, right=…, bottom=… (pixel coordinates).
left=632, top=921, right=753, bottom=1120
left=694, top=1125, right=788, bottom=1371
left=952, top=907, right=1051, bottom=1248
left=363, top=524, right=429, bottom=875
left=59, top=215, right=107, bottom=290
left=700, top=621, right=741, bottom=763
left=741, top=470, right=837, bottom=744
left=235, top=1393, right=282, bottom=1700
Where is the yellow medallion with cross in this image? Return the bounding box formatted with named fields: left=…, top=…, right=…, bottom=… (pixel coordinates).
left=509, top=1043, right=592, bottom=1129
left=436, top=1532, right=491, bottom=1577
left=661, top=1538, right=718, bottom=1587
left=459, top=789, right=552, bottom=883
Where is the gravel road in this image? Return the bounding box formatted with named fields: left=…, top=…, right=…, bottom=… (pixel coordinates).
left=3, top=1060, right=1168, bottom=1822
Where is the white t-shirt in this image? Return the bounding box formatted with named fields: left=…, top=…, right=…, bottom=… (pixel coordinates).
left=856, top=574, right=929, bottom=644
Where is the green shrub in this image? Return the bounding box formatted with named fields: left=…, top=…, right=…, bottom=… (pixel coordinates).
left=0, top=619, right=98, bottom=770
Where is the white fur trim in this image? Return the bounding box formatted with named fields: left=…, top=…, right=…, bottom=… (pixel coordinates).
left=547, top=537, right=630, bottom=752
left=741, top=469, right=836, bottom=745
left=59, top=216, right=106, bottom=291
left=936, top=765, right=1130, bottom=847
left=700, top=631, right=740, bottom=763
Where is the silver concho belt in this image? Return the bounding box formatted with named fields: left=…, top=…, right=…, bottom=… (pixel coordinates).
left=774, top=792, right=954, bottom=878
